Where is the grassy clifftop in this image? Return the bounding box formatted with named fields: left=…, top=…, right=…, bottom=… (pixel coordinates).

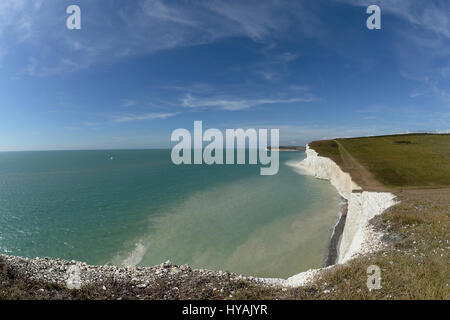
left=303, top=134, right=450, bottom=299
left=310, top=134, right=450, bottom=189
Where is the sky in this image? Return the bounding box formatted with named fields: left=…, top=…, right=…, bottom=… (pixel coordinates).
left=0, top=0, right=449, bottom=151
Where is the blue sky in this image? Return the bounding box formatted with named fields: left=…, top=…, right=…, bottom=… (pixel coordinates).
left=0, top=0, right=449, bottom=151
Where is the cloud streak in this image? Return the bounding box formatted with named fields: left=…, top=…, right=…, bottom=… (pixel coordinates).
left=339, top=0, right=450, bottom=38
left=0, top=0, right=327, bottom=76
left=181, top=94, right=317, bottom=111
left=338, top=0, right=450, bottom=105
left=121, top=99, right=138, bottom=108
left=113, top=112, right=178, bottom=123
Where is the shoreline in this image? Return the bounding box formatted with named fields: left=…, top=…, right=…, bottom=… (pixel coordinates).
left=252, top=146, right=397, bottom=288
left=296, top=145, right=397, bottom=264
left=0, top=145, right=397, bottom=291
left=267, top=146, right=306, bottom=151
left=324, top=198, right=348, bottom=267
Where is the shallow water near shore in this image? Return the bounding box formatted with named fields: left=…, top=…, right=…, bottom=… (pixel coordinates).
left=0, top=150, right=340, bottom=278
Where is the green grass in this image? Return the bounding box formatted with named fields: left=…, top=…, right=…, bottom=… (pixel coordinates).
left=309, top=140, right=342, bottom=166
left=339, top=134, right=450, bottom=187
left=272, top=134, right=450, bottom=299
left=301, top=188, right=450, bottom=299
left=311, top=134, right=450, bottom=188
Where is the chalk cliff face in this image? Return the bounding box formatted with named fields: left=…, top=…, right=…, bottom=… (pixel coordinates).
left=298, top=145, right=397, bottom=264
left=339, top=191, right=396, bottom=263
left=299, top=147, right=360, bottom=199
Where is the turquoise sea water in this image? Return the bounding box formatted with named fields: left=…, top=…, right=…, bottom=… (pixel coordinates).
left=0, top=150, right=340, bottom=278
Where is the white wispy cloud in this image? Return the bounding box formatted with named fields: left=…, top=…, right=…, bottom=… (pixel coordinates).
left=203, top=0, right=282, bottom=41
left=181, top=94, right=317, bottom=111
left=357, top=105, right=392, bottom=114
left=337, top=0, right=450, bottom=38
left=215, top=123, right=402, bottom=145
left=337, top=0, right=450, bottom=104
left=257, top=71, right=279, bottom=81
left=271, top=52, right=299, bottom=64
left=406, top=75, right=450, bottom=102
left=121, top=99, right=138, bottom=108
left=0, top=0, right=326, bottom=76
left=140, top=0, right=199, bottom=26
left=113, top=112, right=178, bottom=123
left=253, top=50, right=300, bottom=81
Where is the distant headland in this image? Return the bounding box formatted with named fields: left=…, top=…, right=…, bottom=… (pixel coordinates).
left=267, top=146, right=306, bottom=151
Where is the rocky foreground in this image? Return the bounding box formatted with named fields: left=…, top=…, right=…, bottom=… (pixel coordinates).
left=0, top=254, right=292, bottom=300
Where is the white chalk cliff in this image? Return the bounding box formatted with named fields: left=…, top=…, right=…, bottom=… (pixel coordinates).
left=298, top=145, right=360, bottom=199
left=259, top=145, right=397, bottom=287
left=298, top=145, right=397, bottom=263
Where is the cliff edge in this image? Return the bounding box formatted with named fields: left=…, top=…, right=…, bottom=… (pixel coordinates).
left=298, top=145, right=397, bottom=263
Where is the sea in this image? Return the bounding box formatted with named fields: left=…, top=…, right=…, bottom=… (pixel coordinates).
left=0, top=150, right=340, bottom=278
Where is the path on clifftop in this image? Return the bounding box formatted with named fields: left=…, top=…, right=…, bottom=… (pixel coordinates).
left=334, top=140, right=386, bottom=191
